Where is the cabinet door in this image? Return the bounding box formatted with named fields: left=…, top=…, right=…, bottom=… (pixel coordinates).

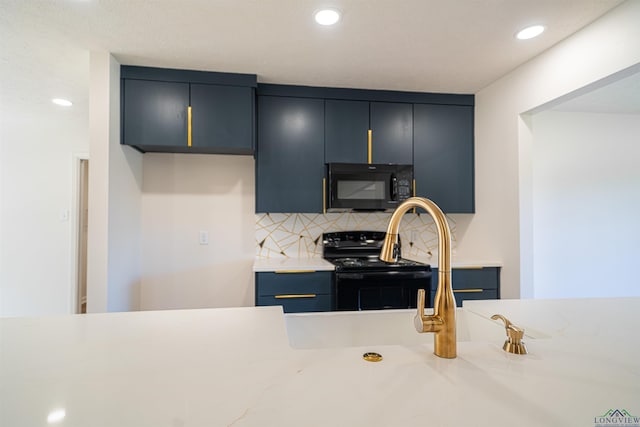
left=414, top=104, right=474, bottom=213
left=431, top=267, right=500, bottom=307
left=190, top=84, right=254, bottom=153
left=370, top=102, right=413, bottom=164
left=123, top=79, right=189, bottom=148
left=325, top=99, right=369, bottom=163
left=255, top=271, right=334, bottom=313
left=256, top=96, right=325, bottom=213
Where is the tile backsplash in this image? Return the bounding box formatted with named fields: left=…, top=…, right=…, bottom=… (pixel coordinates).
left=255, top=212, right=456, bottom=260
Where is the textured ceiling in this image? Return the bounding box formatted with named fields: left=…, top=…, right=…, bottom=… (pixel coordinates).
left=0, top=0, right=630, bottom=119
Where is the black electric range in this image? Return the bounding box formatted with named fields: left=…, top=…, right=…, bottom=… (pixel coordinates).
left=323, top=231, right=432, bottom=310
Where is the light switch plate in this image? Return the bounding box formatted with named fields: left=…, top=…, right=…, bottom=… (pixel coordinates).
left=199, top=231, right=209, bottom=245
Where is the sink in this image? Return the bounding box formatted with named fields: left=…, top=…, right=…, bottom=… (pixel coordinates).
left=285, top=308, right=505, bottom=349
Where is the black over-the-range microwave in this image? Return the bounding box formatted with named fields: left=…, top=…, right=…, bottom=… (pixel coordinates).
left=326, top=163, right=414, bottom=212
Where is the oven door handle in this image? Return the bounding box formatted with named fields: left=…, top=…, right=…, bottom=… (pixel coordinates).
left=336, top=273, right=365, bottom=280
left=336, top=271, right=431, bottom=280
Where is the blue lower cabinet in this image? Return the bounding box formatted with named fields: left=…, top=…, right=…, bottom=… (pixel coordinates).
left=255, top=271, right=334, bottom=313
left=431, top=267, right=500, bottom=307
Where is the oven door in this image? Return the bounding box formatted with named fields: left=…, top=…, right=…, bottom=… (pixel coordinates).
left=335, top=270, right=431, bottom=311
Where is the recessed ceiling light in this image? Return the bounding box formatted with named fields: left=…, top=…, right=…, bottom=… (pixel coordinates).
left=52, top=98, right=73, bottom=107
left=516, top=25, right=545, bottom=40
left=314, top=9, right=340, bottom=26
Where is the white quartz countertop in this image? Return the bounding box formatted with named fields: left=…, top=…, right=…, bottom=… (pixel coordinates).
left=253, top=257, right=502, bottom=272
left=253, top=257, right=335, bottom=272
left=2, top=299, right=639, bottom=427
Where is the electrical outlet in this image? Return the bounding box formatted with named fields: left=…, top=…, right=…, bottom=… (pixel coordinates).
left=199, top=231, right=209, bottom=245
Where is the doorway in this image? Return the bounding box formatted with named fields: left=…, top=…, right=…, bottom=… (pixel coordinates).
left=75, top=158, right=89, bottom=313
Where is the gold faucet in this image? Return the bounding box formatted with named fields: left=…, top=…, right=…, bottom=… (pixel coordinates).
left=380, top=197, right=457, bottom=359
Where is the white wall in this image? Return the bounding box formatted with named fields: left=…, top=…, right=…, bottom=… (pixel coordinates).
left=87, top=52, right=142, bottom=313
left=460, top=0, right=640, bottom=299
left=140, top=154, right=255, bottom=310
left=4, top=3, right=640, bottom=317
left=0, top=61, right=89, bottom=317
left=531, top=111, right=640, bottom=298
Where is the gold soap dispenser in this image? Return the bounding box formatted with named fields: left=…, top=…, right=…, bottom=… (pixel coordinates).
left=491, top=314, right=528, bottom=355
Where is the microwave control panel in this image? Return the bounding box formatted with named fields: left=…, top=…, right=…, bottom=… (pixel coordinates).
left=397, top=179, right=412, bottom=199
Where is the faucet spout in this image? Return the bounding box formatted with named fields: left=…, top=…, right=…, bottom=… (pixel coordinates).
left=380, top=197, right=456, bottom=358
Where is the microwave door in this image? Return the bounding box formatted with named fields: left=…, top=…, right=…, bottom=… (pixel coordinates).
left=331, top=173, right=389, bottom=211
left=339, top=180, right=385, bottom=200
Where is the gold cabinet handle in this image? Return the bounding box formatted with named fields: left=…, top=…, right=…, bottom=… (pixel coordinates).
left=274, top=270, right=316, bottom=274
left=187, top=105, right=193, bottom=147
left=367, top=129, right=372, bottom=164
left=274, top=294, right=317, bottom=299
left=453, top=289, right=484, bottom=293
left=455, top=266, right=484, bottom=270
left=412, top=179, right=416, bottom=213
left=322, top=178, right=326, bottom=214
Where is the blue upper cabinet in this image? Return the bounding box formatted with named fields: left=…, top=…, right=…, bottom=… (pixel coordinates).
left=413, top=103, right=475, bottom=213
left=369, top=102, right=413, bottom=164
left=123, top=79, right=190, bottom=148
left=325, top=99, right=369, bottom=164
left=190, top=84, right=254, bottom=153
left=121, top=66, right=256, bottom=154
left=325, top=100, right=413, bottom=164
left=256, top=96, right=325, bottom=213
left=255, top=84, right=474, bottom=214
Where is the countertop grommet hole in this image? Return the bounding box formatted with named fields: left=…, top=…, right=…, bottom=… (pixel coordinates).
left=363, top=352, right=383, bottom=362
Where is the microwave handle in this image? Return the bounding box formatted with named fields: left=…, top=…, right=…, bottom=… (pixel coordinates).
left=390, top=175, right=398, bottom=201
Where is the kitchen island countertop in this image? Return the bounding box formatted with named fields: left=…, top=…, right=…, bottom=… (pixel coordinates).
left=1, top=298, right=638, bottom=426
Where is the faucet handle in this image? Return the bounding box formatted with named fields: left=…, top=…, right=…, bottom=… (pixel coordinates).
left=491, top=314, right=528, bottom=355
left=414, top=289, right=427, bottom=332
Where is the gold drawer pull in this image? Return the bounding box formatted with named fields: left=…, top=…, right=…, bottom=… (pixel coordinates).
left=455, top=266, right=484, bottom=270
left=274, top=270, right=316, bottom=274
left=453, top=289, right=483, bottom=293
left=274, top=294, right=317, bottom=299
left=187, top=105, right=193, bottom=147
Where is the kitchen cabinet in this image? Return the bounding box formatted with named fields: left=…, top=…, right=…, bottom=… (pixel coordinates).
left=325, top=100, right=413, bottom=164
left=324, top=99, right=369, bottom=163
left=122, top=79, right=189, bottom=150
left=256, top=96, right=325, bottom=213
left=121, top=66, right=256, bottom=154
left=255, top=271, right=334, bottom=313
left=431, top=267, right=500, bottom=307
left=369, top=102, right=413, bottom=164
left=190, top=84, right=254, bottom=153
left=255, top=83, right=474, bottom=214
left=413, top=103, right=475, bottom=213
